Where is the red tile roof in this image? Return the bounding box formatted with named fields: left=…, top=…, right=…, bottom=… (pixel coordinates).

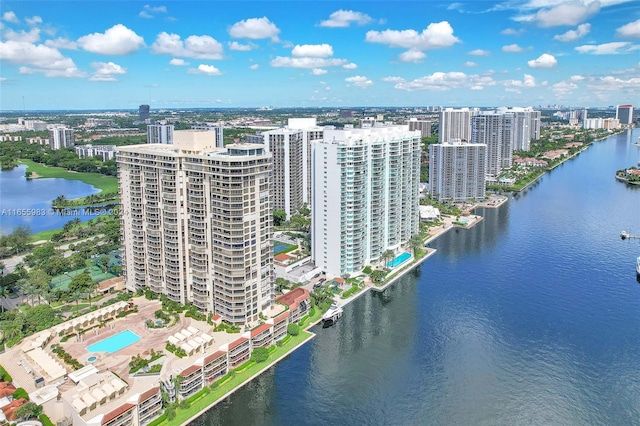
left=2, top=398, right=26, bottom=421
left=212, top=314, right=222, bottom=321
left=204, top=350, right=227, bottom=364
left=275, top=287, right=310, bottom=310
left=274, top=311, right=290, bottom=323
left=102, top=403, right=135, bottom=425
left=0, top=382, right=16, bottom=398
left=180, top=364, right=201, bottom=377
left=228, top=337, right=249, bottom=351
left=274, top=253, right=291, bottom=262
left=250, top=323, right=273, bottom=338
left=138, top=386, right=159, bottom=404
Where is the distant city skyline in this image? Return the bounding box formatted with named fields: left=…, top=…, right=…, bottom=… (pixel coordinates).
left=1, top=1, right=639, bottom=110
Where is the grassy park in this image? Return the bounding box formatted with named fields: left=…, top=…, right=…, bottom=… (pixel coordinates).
left=20, top=159, right=119, bottom=194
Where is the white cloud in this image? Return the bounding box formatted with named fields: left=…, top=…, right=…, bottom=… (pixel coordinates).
left=616, top=19, right=640, bottom=38
left=0, top=40, right=85, bottom=77
left=312, top=68, right=327, bottom=75
left=139, top=5, right=167, bottom=19
left=386, top=71, right=497, bottom=91
left=292, top=44, right=333, bottom=58
left=3, top=28, right=40, bottom=43
left=502, top=43, right=524, bottom=52
left=532, top=2, right=600, bottom=27
left=343, top=62, right=357, bottom=69
left=0, top=77, right=6, bottom=82
left=77, top=24, right=145, bottom=55
left=228, top=17, right=280, bottom=41
left=365, top=21, right=460, bottom=51
left=25, top=16, right=42, bottom=26
left=575, top=41, right=637, bottom=54
left=551, top=79, right=578, bottom=96
left=501, top=28, right=523, bottom=35
left=345, top=75, right=373, bottom=87
left=464, top=61, right=478, bottom=67
left=270, top=56, right=348, bottom=69
left=228, top=41, right=256, bottom=51
left=89, top=61, right=126, bottom=81
left=570, top=75, right=585, bottom=81
left=2, top=12, right=19, bottom=23
left=151, top=32, right=224, bottom=59
left=188, top=64, right=223, bottom=75
left=527, top=53, right=557, bottom=68
left=398, top=50, right=426, bottom=63
left=468, top=49, right=491, bottom=56
left=504, top=73, right=537, bottom=88
left=554, top=23, right=591, bottom=42
left=319, top=10, right=372, bottom=27
left=249, top=64, right=259, bottom=70
left=169, top=58, right=188, bottom=66
left=45, top=38, right=78, bottom=50
left=586, top=75, right=640, bottom=92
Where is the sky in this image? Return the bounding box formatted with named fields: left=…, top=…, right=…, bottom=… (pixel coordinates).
left=0, top=1, right=639, bottom=110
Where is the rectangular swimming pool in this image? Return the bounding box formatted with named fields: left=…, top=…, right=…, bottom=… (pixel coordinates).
left=387, top=252, right=412, bottom=268
left=87, top=330, right=140, bottom=354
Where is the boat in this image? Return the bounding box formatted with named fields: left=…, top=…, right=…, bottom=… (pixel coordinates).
left=321, top=303, right=343, bottom=327
left=637, top=256, right=640, bottom=276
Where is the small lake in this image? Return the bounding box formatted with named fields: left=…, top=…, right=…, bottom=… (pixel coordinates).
left=0, top=164, right=101, bottom=235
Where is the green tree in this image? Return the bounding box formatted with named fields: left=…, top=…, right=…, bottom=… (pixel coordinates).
left=0, top=286, right=8, bottom=313
left=381, top=250, right=394, bottom=267
left=287, top=323, right=300, bottom=336
left=14, top=402, right=42, bottom=420
left=273, top=210, right=286, bottom=227
left=27, top=269, right=52, bottom=305
left=250, top=347, right=269, bottom=363
left=370, top=270, right=387, bottom=284
left=408, top=234, right=424, bottom=257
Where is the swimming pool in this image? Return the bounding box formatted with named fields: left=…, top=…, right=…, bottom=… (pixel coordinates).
left=273, top=241, right=295, bottom=255
left=87, top=330, right=140, bottom=354
left=387, top=252, right=411, bottom=268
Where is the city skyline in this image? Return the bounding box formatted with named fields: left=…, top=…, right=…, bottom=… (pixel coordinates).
left=1, top=1, right=639, bottom=110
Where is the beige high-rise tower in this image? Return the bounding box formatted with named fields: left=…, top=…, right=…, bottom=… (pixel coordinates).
left=117, top=130, right=274, bottom=325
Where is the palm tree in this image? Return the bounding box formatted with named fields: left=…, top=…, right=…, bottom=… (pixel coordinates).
left=382, top=250, right=394, bottom=267
left=0, top=286, right=8, bottom=313
left=408, top=234, right=424, bottom=257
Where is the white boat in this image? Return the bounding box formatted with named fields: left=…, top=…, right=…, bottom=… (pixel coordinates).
left=636, top=256, right=640, bottom=276
left=322, top=303, right=343, bottom=326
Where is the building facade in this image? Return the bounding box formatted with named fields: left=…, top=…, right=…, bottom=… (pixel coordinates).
left=117, top=131, right=274, bottom=325
left=407, top=118, right=432, bottom=138
left=191, top=125, right=224, bottom=148
left=75, top=144, right=117, bottom=161
left=147, top=123, right=174, bottom=144
left=311, top=125, right=421, bottom=277
left=472, top=111, right=514, bottom=177
left=438, top=108, right=477, bottom=143
left=616, top=104, right=634, bottom=125
left=429, top=141, right=487, bottom=202
left=496, top=107, right=540, bottom=151
left=48, top=127, right=74, bottom=150
left=138, top=105, right=150, bottom=122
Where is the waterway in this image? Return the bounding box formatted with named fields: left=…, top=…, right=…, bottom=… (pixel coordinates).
left=0, top=164, right=100, bottom=235
left=196, top=128, right=640, bottom=426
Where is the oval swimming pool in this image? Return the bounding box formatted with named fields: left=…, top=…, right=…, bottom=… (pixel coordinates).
left=87, top=330, right=141, bottom=354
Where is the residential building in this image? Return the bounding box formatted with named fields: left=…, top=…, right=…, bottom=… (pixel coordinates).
left=117, top=131, right=274, bottom=325
left=438, top=108, right=477, bottom=143
left=48, top=127, right=74, bottom=149
left=616, top=104, right=634, bottom=125
left=429, top=141, right=487, bottom=202
left=260, top=118, right=324, bottom=218
left=138, top=105, right=150, bottom=122
left=147, top=123, right=174, bottom=144
left=85, top=118, right=115, bottom=127
left=496, top=107, right=540, bottom=151
left=407, top=118, right=432, bottom=137
left=472, top=111, right=514, bottom=177
left=75, top=144, right=117, bottom=161
left=311, top=125, right=421, bottom=277
left=191, top=125, right=224, bottom=148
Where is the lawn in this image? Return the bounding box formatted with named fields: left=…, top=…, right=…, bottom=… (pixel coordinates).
left=273, top=241, right=297, bottom=255
left=51, top=265, right=115, bottom=290
left=29, top=228, right=61, bottom=243
left=20, top=159, right=119, bottom=194
left=161, top=330, right=314, bottom=426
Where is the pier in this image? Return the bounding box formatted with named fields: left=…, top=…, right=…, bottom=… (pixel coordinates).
left=620, top=231, right=640, bottom=241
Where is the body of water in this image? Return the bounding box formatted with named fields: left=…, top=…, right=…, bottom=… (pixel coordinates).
left=196, top=129, right=640, bottom=426
left=0, top=164, right=100, bottom=235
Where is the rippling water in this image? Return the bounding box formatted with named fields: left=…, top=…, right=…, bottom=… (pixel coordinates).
left=196, top=129, right=640, bottom=426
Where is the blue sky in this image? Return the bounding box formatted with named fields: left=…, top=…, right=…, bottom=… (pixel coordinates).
left=0, top=1, right=639, bottom=110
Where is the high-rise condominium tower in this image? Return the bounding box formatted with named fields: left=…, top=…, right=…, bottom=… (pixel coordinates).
left=260, top=118, right=323, bottom=218
left=472, top=111, right=514, bottom=177
left=147, top=123, right=174, bottom=144
left=616, top=104, right=634, bottom=125
left=117, top=131, right=274, bottom=325
left=496, top=107, right=541, bottom=151
left=48, top=127, right=74, bottom=149
left=429, top=141, right=487, bottom=202
left=407, top=118, right=432, bottom=137
left=138, top=104, right=150, bottom=121
left=312, top=125, right=421, bottom=277
left=438, top=108, right=477, bottom=143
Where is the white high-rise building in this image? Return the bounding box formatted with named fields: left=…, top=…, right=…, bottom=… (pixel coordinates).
left=260, top=118, right=323, bottom=218
left=117, top=131, right=274, bottom=325
left=407, top=118, right=432, bottom=137
left=438, top=108, right=477, bottom=143
left=472, top=111, right=514, bottom=177
left=616, top=104, right=634, bottom=125
left=191, top=125, right=224, bottom=148
left=496, top=107, right=540, bottom=151
left=312, top=125, right=421, bottom=277
left=147, top=123, right=174, bottom=144
left=429, top=141, right=487, bottom=202
left=48, top=127, right=74, bottom=149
